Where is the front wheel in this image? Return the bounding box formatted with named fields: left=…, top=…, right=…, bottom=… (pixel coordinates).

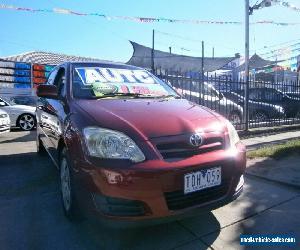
left=18, top=114, right=35, bottom=131
left=60, top=148, right=80, bottom=220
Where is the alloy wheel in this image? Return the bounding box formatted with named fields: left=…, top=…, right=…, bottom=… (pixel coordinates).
left=19, top=114, right=35, bottom=131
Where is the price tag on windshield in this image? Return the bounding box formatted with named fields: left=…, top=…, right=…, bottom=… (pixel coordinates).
left=75, top=67, right=169, bottom=97
left=75, top=67, right=156, bottom=85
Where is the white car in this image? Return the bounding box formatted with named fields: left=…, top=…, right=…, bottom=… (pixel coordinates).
left=0, top=109, right=10, bottom=134
left=0, top=96, right=36, bottom=131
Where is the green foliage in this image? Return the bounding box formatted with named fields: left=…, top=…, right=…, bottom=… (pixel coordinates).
left=247, top=139, right=300, bottom=159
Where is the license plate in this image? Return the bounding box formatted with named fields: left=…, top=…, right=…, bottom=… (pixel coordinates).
left=184, top=167, right=221, bottom=194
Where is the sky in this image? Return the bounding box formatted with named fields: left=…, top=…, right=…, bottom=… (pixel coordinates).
left=0, top=0, right=300, bottom=63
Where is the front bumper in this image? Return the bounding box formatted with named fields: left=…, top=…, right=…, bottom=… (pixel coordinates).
left=73, top=143, right=246, bottom=222
left=0, top=123, right=10, bottom=134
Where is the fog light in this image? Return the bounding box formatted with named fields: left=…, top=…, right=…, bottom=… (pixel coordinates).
left=235, top=175, right=244, bottom=191
left=93, top=194, right=145, bottom=216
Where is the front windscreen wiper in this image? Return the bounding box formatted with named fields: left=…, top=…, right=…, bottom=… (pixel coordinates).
left=155, top=94, right=181, bottom=99
left=91, top=93, right=160, bottom=99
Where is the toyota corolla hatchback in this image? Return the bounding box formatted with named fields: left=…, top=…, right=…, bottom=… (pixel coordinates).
left=36, top=62, right=246, bottom=225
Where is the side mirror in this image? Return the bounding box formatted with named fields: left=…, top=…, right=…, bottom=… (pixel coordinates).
left=36, top=84, right=58, bottom=99
left=0, top=101, right=6, bottom=106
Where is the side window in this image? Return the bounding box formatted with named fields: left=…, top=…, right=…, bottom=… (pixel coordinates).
left=265, top=89, right=283, bottom=101
left=47, top=69, right=58, bottom=85
left=53, top=68, right=66, bottom=98
left=249, top=89, right=263, bottom=101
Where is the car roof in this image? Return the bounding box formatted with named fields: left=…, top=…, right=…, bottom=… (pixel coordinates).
left=60, top=61, right=144, bottom=71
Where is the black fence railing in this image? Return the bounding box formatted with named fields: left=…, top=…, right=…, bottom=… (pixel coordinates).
left=155, top=69, right=300, bottom=131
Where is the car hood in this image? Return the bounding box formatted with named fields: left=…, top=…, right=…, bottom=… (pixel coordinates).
left=0, top=109, right=8, bottom=115
left=74, top=98, right=225, bottom=140
left=11, top=105, right=36, bottom=113
left=220, top=97, right=243, bottom=111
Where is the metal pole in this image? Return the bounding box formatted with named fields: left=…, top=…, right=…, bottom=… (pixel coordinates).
left=244, top=0, right=250, bottom=131
left=275, top=54, right=278, bottom=83
left=201, top=41, right=204, bottom=79
left=151, top=29, right=155, bottom=72
left=212, top=47, right=215, bottom=59
left=169, top=46, right=172, bottom=54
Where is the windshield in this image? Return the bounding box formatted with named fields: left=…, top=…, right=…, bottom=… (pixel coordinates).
left=72, top=66, right=179, bottom=99
left=0, top=97, right=13, bottom=105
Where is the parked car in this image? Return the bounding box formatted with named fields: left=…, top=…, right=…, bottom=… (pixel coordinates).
left=36, top=62, right=246, bottom=224
left=0, top=109, right=10, bottom=134
left=237, top=88, right=300, bottom=118
left=284, top=91, right=300, bottom=100
left=175, top=82, right=243, bottom=124
left=9, top=95, right=37, bottom=107
left=0, top=97, right=36, bottom=131
left=222, top=92, right=285, bottom=121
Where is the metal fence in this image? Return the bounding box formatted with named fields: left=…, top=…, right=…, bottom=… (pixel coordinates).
left=154, top=69, right=300, bottom=130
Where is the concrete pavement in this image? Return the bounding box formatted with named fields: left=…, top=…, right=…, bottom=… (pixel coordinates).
left=0, top=130, right=299, bottom=250
left=242, top=130, right=300, bottom=150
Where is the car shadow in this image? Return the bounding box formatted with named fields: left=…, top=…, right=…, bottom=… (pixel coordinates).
left=0, top=130, right=36, bottom=144
left=0, top=147, right=220, bottom=250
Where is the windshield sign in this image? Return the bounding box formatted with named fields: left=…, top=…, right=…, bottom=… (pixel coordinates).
left=74, top=67, right=170, bottom=97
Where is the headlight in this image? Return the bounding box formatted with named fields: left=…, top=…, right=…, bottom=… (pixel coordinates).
left=226, top=120, right=240, bottom=148
left=83, top=127, right=145, bottom=163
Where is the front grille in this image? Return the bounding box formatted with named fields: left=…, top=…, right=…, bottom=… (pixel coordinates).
left=156, top=136, right=224, bottom=159
left=164, top=180, right=230, bottom=210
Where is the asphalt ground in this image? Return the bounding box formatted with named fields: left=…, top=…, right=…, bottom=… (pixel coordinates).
left=0, top=130, right=299, bottom=250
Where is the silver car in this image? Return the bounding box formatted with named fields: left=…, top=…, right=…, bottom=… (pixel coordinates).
left=0, top=96, right=36, bottom=131
left=0, top=109, right=10, bottom=134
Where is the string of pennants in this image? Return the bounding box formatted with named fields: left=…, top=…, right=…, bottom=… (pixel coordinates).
left=0, top=4, right=300, bottom=26
left=0, top=61, right=55, bottom=90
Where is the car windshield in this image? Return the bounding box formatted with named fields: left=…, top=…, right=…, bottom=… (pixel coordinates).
left=0, top=97, right=13, bottom=105
left=72, top=65, right=179, bottom=99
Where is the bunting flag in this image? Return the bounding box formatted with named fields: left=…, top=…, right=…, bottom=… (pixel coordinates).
left=0, top=4, right=300, bottom=26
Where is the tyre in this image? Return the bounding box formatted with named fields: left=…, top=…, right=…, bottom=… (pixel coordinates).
left=60, top=147, right=81, bottom=220
left=252, top=111, right=268, bottom=122
left=228, top=111, right=242, bottom=125
left=18, top=114, right=35, bottom=131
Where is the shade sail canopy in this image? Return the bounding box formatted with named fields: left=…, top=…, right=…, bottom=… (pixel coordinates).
left=236, top=54, right=280, bottom=71
left=127, top=41, right=235, bottom=73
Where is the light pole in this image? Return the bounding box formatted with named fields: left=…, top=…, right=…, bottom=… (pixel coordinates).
left=244, top=0, right=273, bottom=130
left=244, top=0, right=250, bottom=131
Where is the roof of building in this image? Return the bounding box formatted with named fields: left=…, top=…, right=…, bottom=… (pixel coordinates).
left=0, top=51, right=113, bottom=65
left=127, top=41, right=236, bottom=72
left=236, top=54, right=279, bottom=71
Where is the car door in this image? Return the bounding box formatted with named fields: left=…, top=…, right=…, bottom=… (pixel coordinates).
left=37, top=68, right=58, bottom=151
left=40, top=66, right=68, bottom=159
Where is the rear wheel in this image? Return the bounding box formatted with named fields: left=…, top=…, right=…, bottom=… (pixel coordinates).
left=229, top=111, right=242, bottom=125
left=18, top=114, right=35, bottom=131
left=252, top=111, right=268, bottom=121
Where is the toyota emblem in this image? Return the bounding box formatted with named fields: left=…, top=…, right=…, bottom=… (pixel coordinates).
left=189, top=133, right=203, bottom=147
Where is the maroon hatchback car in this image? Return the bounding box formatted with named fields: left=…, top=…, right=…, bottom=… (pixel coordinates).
left=36, top=62, right=246, bottom=224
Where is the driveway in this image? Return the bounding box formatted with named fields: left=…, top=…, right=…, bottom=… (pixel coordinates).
left=0, top=131, right=299, bottom=250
